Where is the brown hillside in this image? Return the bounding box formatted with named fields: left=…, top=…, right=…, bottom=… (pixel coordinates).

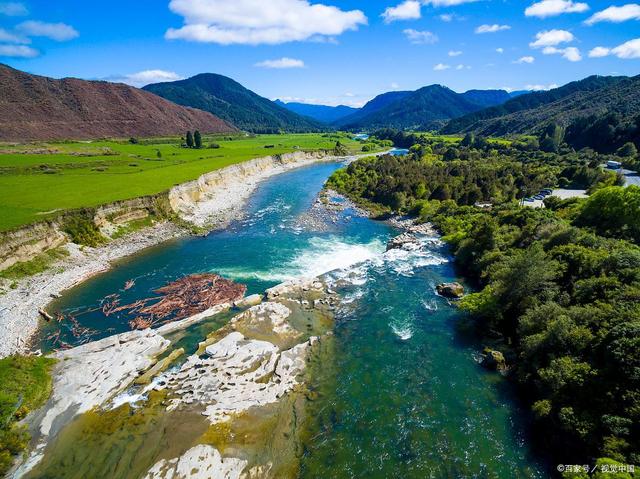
left=0, top=64, right=238, bottom=141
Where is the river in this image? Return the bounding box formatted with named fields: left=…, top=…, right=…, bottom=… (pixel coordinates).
left=32, top=160, right=548, bottom=478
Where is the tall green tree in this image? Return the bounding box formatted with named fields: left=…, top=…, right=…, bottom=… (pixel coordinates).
left=186, top=131, right=194, bottom=148
left=194, top=130, right=202, bottom=149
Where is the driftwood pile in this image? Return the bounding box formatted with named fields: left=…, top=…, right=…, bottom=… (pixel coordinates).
left=105, top=273, right=246, bottom=330
left=43, top=274, right=246, bottom=349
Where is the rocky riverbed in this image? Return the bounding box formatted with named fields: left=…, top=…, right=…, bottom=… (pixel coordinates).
left=16, top=278, right=336, bottom=479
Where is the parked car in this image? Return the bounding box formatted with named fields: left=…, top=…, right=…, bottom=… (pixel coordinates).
left=540, top=189, right=552, bottom=195
left=524, top=197, right=534, bottom=202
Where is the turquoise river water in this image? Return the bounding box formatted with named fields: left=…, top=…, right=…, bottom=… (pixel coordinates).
left=38, top=161, right=549, bottom=478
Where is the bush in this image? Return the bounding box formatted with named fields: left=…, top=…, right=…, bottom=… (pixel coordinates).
left=62, top=213, right=106, bottom=247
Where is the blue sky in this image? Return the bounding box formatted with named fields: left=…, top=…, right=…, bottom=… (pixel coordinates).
left=1, top=0, right=639, bottom=107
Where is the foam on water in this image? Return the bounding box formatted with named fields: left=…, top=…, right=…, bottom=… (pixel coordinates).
left=216, top=236, right=386, bottom=283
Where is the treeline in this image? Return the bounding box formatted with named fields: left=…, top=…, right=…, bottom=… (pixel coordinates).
left=327, top=140, right=639, bottom=473
left=427, top=190, right=640, bottom=472
left=328, top=138, right=620, bottom=213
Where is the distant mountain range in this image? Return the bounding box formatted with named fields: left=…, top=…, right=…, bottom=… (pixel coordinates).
left=0, top=64, right=237, bottom=142
left=143, top=74, right=323, bottom=133
left=274, top=100, right=358, bottom=124
left=442, top=75, right=632, bottom=135
left=335, top=86, right=511, bottom=131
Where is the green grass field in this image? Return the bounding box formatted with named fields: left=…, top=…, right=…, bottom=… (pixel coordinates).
left=0, top=133, right=368, bottom=232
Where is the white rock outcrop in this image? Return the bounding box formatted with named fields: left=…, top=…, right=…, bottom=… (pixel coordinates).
left=143, top=444, right=247, bottom=479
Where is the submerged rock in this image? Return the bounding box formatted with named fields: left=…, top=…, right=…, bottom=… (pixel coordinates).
left=436, top=282, right=464, bottom=298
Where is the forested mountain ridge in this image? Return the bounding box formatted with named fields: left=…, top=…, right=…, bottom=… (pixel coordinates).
left=274, top=100, right=358, bottom=124
left=0, top=64, right=237, bottom=141
left=442, top=75, right=630, bottom=135
left=337, top=85, right=510, bottom=131
left=143, top=73, right=324, bottom=133
left=333, top=91, right=412, bottom=128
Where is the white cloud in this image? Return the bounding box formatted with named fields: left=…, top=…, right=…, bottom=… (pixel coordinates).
left=165, top=0, right=367, bottom=45
left=0, top=2, right=27, bottom=16
left=530, top=29, right=574, bottom=48
left=382, top=0, right=421, bottom=22
left=525, top=0, right=589, bottom=18
left=403, top=28, right=438, bottom=44
left=390, top=82, right=400, bottom=89
left=16, top=21, right=79, bottom=41
left=0, top=27, right=28, bottom=43
left=423, top=0, right=478, bottom=6
left=611, top=38, right=640, bottom=58
left=121, top=70, right=184, bottom=86
left=255, top=57, right=306, bottom=68
left=587, top=39, right=640, bottom=59
left=448, top=50, right=462, bottom=56
left=542, top=45, right=582, bottom=61
left=433, top=62, right=450, bottom=70
left=0, top=43, right=38, bottom=57
left=585, top=4, right=640, bottom=25
left=475, top=24, right=511, bottom=33
left=439, top=13, right=453, bottom=21
left=526, top=83, right=559, bottom=90
left=514, top=56, right=535, bottom=64
left=496, top=47, right=504, bottom=53
left=588, top=46, right=610, bottom=57
left=455, top=63, right=471, bottom=69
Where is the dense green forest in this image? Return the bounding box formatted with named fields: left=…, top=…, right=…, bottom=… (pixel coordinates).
left=442, top=75, right=640, bottom=154
left=327, top=132, right=640, bottom=473
left=336, top=86, right=510, bottom=131
left=143, top=73, right=324, bottom=133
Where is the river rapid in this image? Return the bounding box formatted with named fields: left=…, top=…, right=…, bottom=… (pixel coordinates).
left=33, top=161, right=548, bottom=478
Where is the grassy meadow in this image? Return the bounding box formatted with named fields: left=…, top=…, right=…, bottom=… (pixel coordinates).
left=0, top=133, right=368, bottom=232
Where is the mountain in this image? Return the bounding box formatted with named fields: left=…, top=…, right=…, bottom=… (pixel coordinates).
left=0, top=64, right=237, bottom=142
left=143, top=73, right=323, bottom=133
left=274, top=100, right=358, bottom=124
left=442, top=75, right=628, bottom=135
left=334, top=91, right=412, bottom=128
left=461, top=89, right=512, bottom=108
left=336, top=85, right=508, bottom=131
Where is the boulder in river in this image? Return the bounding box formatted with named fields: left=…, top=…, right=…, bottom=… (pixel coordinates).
left=436, top=282, right=464, bottom=298
left=386, top=232, right=420, bottom=251
left=480, top=348, right=507, bottom=371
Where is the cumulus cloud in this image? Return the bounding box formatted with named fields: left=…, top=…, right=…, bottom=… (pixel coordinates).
left=525, top=0, right=589, bottom=18
left=448, top=50, right=462, bottom=56
left=514, top=56, right=535, bottom=64
left=0, top=2, right=27, bottom=16
left=542, top=45, right=582, bottom=61
left=382, top=0, right=421, bottom=22
left=439, top=13, right=453, bottom=21
left=530, top=29, right=574, bottom=48
left=0, top=43, right=38, bottom=57
left=585, top=4, right=640, bottom=25
left=433, top=63, right=450, bottom=70
left=0, top=27, right=28, bottom=43
left=526, top=83, right=559, bottom=90
left=588, top=38, right=640, bottom=59
left=496, top=47, right=504, bottom=53
left=114, top=70, right=184, bottom=87
left=403, top=29, right=438, bottom=44
left=588, top=46, right=610, bottom=57
left=475, top=24, right=511, bottom=33
left=16, top=21, right=79, bottom=41
left=255, top=57, right=306, bottom=68
left=165, top=0, right=367, bottom=45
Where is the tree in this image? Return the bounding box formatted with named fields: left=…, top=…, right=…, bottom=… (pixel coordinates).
left=617, top=142, right=637, bottom=158
left=186, top=131, right=194, bottom=148
left=194, top=130, right=202, bottom=149
left=461, top=133, right=475, bottom=147
left=334, top=141, right=348, bottom=156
